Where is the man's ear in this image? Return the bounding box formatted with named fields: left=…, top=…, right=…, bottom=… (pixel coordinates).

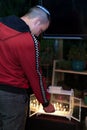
left=34, top=17, right=41, bottom=25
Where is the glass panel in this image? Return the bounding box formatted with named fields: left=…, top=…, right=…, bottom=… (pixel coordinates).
left=72, top=97, right=81, bottom=122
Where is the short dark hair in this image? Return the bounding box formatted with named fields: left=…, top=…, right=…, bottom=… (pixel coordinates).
left=26, top=5, right=51, bottom=23
left=36, top=5, right=50, bottom=21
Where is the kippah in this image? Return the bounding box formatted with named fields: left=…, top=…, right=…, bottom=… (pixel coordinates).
left=36, top=5, right=50, bottom=16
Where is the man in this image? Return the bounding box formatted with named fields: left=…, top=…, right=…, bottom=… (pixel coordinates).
left=0, top=5, right=55, bottom=130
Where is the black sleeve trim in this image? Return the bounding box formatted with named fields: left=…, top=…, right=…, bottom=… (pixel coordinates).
left=42, top=101, right=49, bottom=107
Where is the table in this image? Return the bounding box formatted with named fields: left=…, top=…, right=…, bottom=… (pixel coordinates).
left=27, top=114, right=82, bottom=130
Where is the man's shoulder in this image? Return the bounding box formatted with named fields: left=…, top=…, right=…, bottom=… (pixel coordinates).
left=0, top=15, right=30, bottom=32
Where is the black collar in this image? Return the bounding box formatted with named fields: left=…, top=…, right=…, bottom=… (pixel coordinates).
left=0, top=15, right=30, bottom=32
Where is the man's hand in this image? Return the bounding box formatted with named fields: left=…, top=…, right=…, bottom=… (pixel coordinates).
left=43, top=103, right=55, bottom=113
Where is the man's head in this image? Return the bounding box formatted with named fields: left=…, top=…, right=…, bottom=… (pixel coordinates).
left=21, top=5, right=50, bottom=36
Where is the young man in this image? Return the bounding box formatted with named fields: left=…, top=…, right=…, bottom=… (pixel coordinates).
left=0, top=5, right=55, bottom=130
